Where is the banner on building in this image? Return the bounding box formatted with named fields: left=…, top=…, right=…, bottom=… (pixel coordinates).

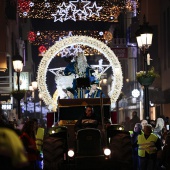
left=13, top=72, right=29, bottom=90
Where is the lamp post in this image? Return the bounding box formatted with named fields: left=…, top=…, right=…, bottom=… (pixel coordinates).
left=12, top=54, right=23, bottom=119
left=136, top=16, right=153, bottom=122
left=38, top=93, right=42, bottom=120
left=32, top=81, right=38, bottom=118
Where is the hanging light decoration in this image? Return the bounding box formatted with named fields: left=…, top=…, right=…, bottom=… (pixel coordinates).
left=103, top=31, right=113, bottom=43
left=17, top=0, right=140, bottom=22
left=28, top=31, right=36, bottom=43
left=38, top=45, right=47, bottom=54
left=27, top=30, right=108, bottom=56
left=27, top=30, right=106, bottom=46
left=18, top=0, right=31, bottom=13
left=110, top=5, right=121, bottom=22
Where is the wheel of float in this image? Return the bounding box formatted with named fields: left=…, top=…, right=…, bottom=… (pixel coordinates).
left=108, top=130, right=133, bottom=170
left=43, top=127, right=68, bottom=170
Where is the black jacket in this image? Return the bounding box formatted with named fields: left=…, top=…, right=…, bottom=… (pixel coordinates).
left=74, top=113, right=99, bottom=132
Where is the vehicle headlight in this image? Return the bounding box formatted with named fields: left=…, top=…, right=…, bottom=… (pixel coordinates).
left=104, top=148, right=111, bottom=156
left=68, top=149, right=74, bottom=157
left=51, top=130, right=55, bottom=134
left=118, top=126, right=123, bottom=130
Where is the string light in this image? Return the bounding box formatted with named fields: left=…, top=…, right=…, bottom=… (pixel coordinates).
left=27, top=30, right=113, bottom=56
left=18, top=0, right=140, bottom=22
left=28, top=30, right=112, bottom=45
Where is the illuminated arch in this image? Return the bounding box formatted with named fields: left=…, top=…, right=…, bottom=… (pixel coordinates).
left=37, top=36, right=123, bottom=111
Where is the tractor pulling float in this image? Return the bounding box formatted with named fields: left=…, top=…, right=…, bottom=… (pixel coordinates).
left=43, top=98, right=133, bottom=170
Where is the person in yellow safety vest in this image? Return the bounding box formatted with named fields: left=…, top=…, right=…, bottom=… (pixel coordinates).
left=31, top=118, right=44, bottom=152
left=137, top=124, right=162, bottom=170
left=36, top=127, right=44, bottom=152
left=0, top=128, right=28, bottom=169
left=131, top=123, right=143, bottom=170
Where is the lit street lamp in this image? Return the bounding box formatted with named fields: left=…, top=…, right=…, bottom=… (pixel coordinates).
left=32, top=81, right=38, bottom=118
left=39, top=93, right=43, bottom=120
left=136, top=16, right=153, bottom=122
left=12, top=54, right=23, bottom=119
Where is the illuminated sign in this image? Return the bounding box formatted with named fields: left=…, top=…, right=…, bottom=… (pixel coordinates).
left=14, top=72, right=29, bottom=90
left=1, top=104, right=12, bottom=110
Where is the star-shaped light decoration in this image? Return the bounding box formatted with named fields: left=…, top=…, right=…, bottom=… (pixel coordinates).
left=58, top=31, right=74, bottom=57
left=51, top=10, right=65, bottom=22
left=76, top=10, right=88, bottom=20
left=64, top=4, right=76, bottom=21
left=69, top=0, right=90, bottom=13
left=87, top=1, right=102, bottom=17
left=64, top=31, right=73, bottom=38
left=57, top=2, right=68, bottom=13
left=69, top=0, right=90, bottom=20
left=60, top=48, right=69, bottom=57
left=74, top=45, right=83, bottom=54
left=67, top=45, right=77, bottom=56
left=44, top=2, right=50, bottom=8
left=57, top=31, right=83, bottom=57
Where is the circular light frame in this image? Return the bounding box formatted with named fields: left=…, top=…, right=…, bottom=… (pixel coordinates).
left=37, top=35, right=123, bottom=111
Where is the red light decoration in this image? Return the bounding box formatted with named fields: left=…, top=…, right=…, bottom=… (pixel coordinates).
left=28, top=31, right=36, bottom=43
left=38, top=45, right=47, bottom=54
left=18, top=0, right=31, bottom=13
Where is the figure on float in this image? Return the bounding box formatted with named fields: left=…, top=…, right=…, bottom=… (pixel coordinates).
left=64, top=52, right=95, bottom=89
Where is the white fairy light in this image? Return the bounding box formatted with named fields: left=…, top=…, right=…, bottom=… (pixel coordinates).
left=37, top=31, right=40, bottom=36
left=45, top=2, right=50, bottom=8
left=29, top=2, right=34, bottom=7
left=110, top=16, right=114, bottom=20
left=99, top=31, right=104, bottom=36
left=23, top=12, right=28, bottom=16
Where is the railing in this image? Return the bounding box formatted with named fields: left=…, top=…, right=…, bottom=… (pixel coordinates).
left=0, top=76, right=12, bottom=92
left=112, top=38, right=127, bottom=47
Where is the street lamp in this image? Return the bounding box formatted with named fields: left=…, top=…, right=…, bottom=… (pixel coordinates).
left=12, top=54, right=23, bottom=119
left=136, top=15, right=153, bottom=122
left=38, top=93, right=43, bottom=120
left=32, top=81, right=38, bottom=118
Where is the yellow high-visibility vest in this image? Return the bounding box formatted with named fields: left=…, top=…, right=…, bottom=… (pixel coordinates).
left=137, top=133, right=158, bottom=157
left=0, top=128, right=28, bottom=167
left=129, top=131, right=133, bottom=135
left=36, top=127, right=44, bottom=151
